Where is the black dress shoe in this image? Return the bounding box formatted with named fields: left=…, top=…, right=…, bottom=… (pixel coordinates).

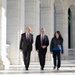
left=41, top=67, right=44, bottom=70
left=53, top=66, right=56, bottom=69
left=26, top=68, right=28, bottom=70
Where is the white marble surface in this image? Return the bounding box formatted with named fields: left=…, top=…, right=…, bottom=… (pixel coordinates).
left=0, top=60, right=75, bottom=75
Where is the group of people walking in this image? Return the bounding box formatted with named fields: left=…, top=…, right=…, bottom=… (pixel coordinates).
left=19, top=26, right=64, bottom=71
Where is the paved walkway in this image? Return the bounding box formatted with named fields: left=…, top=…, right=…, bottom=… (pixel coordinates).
left=0, top=60, right=75, bottom=75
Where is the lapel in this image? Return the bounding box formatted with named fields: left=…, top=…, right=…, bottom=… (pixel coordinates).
left=29, top=33, right=31, bottom=41
left=24, top=33, right=27, bottom=40
left=39, top=34, right=41, bottom=44
left=44, top=35, right=46, bottom=40
left=44, top=35, right=47, bottom=41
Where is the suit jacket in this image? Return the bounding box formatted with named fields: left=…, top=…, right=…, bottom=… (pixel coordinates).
left=20, top=33, right=33, bottom=51
left=35, top=34, right=49, bottom=51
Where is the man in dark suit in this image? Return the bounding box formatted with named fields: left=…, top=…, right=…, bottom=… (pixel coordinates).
left=20, top=27, right=33, bottom=70
left=35, top=28, right=49, bottom=70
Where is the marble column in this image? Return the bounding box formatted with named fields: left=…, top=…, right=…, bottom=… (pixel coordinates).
left=40, top=0, right=54, bottom=61
left=63, top=9, right=68, bottom=59
left=54, top=0, right=64, bottom=35
left=55, top=13, right=64, bottom=35
left=7, top=0, right=25, bottom=65
left=25, top=0, right=40, bottom=62
left=72, top=13, right=75, bottom=48
left=0, top=0, right=7, bottom=69
left=18, top=0, right=25, bottom=65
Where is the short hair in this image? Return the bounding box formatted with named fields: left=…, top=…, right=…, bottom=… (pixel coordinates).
left=26, top=26, right=31, bottom=30
left=41, top=28, right=45, bottom=31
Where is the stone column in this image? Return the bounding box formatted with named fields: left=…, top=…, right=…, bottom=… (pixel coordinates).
left=7, top=0, right=25, bottom=65
left=0, top=0, right=7, bottom=69
left=55, top=13, right=64, bottom=35
left=18, top=0, right=25, bottom=65
left=25, top=0, right=40, bottom=62
left=40, top=0, right=54, bottom=61
left=72, top=13, right=75, bottom=48
left=63, top=9, right=68, bottom=59
left=54, top=0, right=64, bottom=35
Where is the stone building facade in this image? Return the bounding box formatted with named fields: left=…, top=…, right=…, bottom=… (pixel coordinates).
left=0, top=0, right=75, bottom=69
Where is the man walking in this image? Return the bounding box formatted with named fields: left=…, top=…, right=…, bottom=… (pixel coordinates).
left=20, top=26, right=33, bottom=70
left=35, top=28, right=49, bottom=70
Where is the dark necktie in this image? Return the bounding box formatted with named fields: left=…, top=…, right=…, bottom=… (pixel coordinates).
left=41, top=35, right=44, bottom=46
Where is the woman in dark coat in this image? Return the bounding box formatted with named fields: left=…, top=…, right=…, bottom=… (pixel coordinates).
left=50, top=31, right=64, bottom=70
